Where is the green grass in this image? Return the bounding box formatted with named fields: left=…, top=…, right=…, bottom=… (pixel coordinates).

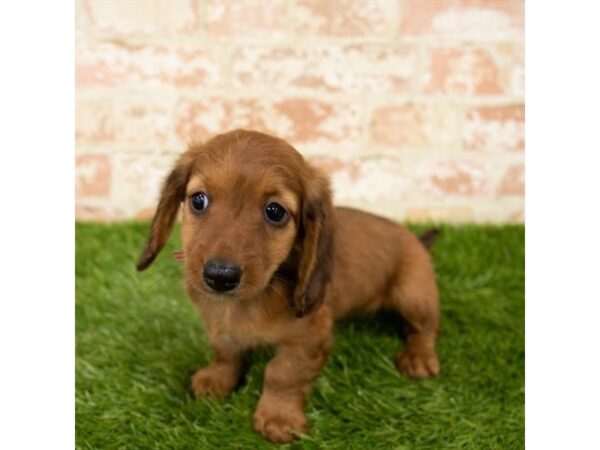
left=76, top=222, right=524, bottom=450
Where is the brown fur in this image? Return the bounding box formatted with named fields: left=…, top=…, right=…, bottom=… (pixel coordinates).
left=138, top=129, right=440, bottom=443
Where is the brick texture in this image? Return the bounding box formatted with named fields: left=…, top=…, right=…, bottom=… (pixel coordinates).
left=399, top=0, right=524, bottom=39
left=463, top=104, right=525, bottom=151
left=288, top=0, right=399, bottom=37
left=424, top=47, right=504, bottom=96
left=75, top=0, right=525, bottom=223
left=175, top=98, right=362, bottom=146
left=233, top=45, right=416, bottom=94
left=205, top=0, right=289, bottom=37
left=76, top=154, right=111, bottom=198
left=81, top=0, right=201, bottom=35
left=417, top=158, right=492, bottom=197
left=76, top=40, right=222, bottom=88
left=370, top=102, right=462, bottom=149
left=497, top=163, right=524, bottom=196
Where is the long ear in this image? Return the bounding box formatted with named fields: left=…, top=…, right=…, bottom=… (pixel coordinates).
left=291, top=167, right=335, bottom=318
left=136, top=153, right=193, bottom=271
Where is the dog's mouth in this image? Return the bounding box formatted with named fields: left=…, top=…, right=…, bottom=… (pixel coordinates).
left=179, top=252, right=295, bottom=301
left=200, top=282, right=239, bottom=298
left=193, top=275, right=267, bottom=301
left=191, top=275, right=286, bottom=302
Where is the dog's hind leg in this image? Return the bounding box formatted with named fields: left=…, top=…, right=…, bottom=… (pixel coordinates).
left=384, top=237, right=440, bottom=379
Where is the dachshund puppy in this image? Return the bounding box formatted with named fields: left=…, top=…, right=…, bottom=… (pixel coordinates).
left=137, top=129, right=440, bottom=443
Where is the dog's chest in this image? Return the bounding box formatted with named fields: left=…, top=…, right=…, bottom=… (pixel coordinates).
left=195, top=298, right=292, bottom=349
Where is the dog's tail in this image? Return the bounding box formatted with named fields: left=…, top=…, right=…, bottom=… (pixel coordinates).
left=419, top=228, right=441, bottom=250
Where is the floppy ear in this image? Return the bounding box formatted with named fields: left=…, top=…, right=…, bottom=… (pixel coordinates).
left=136, top=153, right=193, bottom=271
left=291, top=167, right=335, bottom=318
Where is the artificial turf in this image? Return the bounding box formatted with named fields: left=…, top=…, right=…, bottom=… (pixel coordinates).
left=76, top=222, right=524, bottom=449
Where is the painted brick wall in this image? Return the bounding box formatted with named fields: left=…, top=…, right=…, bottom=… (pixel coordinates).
left=75, top=0, right=525, bottom=223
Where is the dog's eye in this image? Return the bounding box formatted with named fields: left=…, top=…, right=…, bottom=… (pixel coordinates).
left=264, top=202, right=288, bottom=226
left=190, top=192, right=210, bottom=213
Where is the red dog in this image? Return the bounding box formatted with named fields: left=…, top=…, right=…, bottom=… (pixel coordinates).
left=138, top=129, right=440, bottom=442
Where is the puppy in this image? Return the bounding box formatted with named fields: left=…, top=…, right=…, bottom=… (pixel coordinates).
left=137, top=129, right=440, bottom=443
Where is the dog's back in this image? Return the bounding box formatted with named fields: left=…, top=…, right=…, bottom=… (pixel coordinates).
left=327, top=207, right=437, bottom=323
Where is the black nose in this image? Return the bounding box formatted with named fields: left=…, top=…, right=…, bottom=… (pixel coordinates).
left=203, top=258, right=242, bottom=292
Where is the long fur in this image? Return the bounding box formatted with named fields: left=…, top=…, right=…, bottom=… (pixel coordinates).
left=138, top=129, right=441, bottom=443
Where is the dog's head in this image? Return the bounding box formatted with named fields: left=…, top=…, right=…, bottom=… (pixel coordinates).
left=137, top=130, right=334, bottom=317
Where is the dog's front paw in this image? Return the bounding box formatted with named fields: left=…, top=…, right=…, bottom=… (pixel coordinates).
left=190, top=365, right=237, bottom=398
left=253, top=402, right=308, bottom=443
left=396, top=347, right=440, bottom=379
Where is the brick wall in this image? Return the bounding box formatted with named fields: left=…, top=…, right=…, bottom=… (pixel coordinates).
left=75, top=0, right=524, bottom=223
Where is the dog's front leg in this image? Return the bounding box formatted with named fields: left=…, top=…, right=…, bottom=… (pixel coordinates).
left=253, top=330, right=332, bottom=443
left=191, top=339, right=243, bottom=398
